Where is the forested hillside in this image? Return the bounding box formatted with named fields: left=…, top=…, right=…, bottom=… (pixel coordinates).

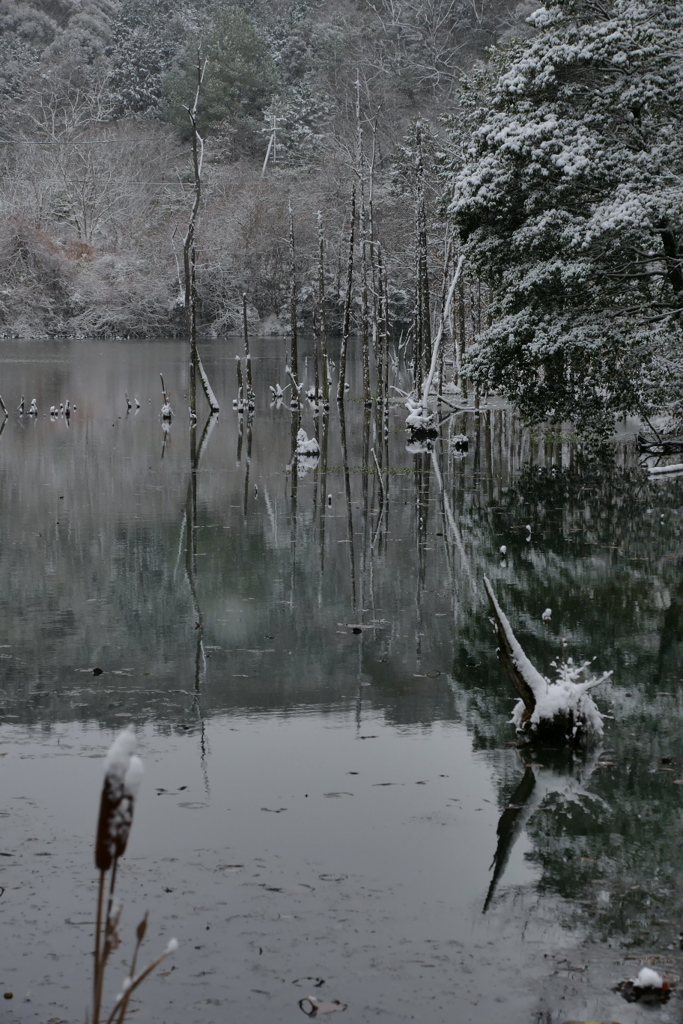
left=0, top=0, right=525, bottom=339
left=1, top=0, right=682, bottom=432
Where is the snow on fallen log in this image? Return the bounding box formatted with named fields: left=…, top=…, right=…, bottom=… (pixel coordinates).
left=196, top=352, right=220, bottom=413
left=648, top=462, right=683, bottom=476
left=483, top=576, right=610, bottom=743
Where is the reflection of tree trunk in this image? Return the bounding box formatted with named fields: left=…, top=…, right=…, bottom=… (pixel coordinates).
left=185, top=413, right=217, bottom=626
left=484, top=411, right=493, bottom=505
left=433, top=443, right=455, bottom=593
left=430, top=448, right=473, bottom=598
left=289, top=405, right=300, bottom=606
left=414, top=451, right=430, bottom=664
left=318, top=414, right=329, bottom=587
left=655, top=577, right=683, bottom=685
left=371, top=447, right=385, bottom=553
left=312, top=414, right=320, bottom=520
left=484, top=750, right=604, bottom=912
left=183, top=409, right=218, bottom=793
left=243, top=413, right=253, bottom=517
left=339, top=400, right=357, bottom=608
left=417, top=451, right=430, bottom=589
left=380, top=408, right=390, bottom=548
left=483, top=767, right=536, bottom=913
left=376, top=246, right=386, bottom=412
left=359, top=405, right=372, bottom=604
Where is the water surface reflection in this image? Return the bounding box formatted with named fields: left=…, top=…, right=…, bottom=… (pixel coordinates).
left=0, top=338, right=682, bottom=1023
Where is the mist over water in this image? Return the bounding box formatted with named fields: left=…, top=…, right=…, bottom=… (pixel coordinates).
left=1, top=338, right=682, bottom=1023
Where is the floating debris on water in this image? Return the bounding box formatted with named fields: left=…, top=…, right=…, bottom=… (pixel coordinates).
left=299, top=997, right=347, bottom=1016
left=615, top=965, right=674, bottom=1003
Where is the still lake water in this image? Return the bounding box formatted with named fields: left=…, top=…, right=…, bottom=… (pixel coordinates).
left=0, top=337, right=682, bottom=1024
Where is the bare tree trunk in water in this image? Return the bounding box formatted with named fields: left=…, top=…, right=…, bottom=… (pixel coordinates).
left=242, top=293, right=255, bottom=410
left=288, top=200, right=300, bottom=406
left=317, top=211, right=330, bottom=411
left=376, top=243, right=386, bottom=411
left=337, top=185, right=356, bottom=403
left=183, top=54, right=219, bottom=419
left=414, top=123, right=431, bottom=395
left=353, top=75, right=372, bottom=408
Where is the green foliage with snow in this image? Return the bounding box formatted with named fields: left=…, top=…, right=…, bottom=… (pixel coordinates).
left=446, top=0, right=683, bottom=433
left=161, top=6, right=276, bottom=146
left=105, top=0, right=186, bottom=115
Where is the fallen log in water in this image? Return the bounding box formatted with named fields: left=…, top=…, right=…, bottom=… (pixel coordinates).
left=637, top=432, right=683, bottom=455
left=483, top=576, right=610, bottom=744
left=648, top=462, right=683, bottom=476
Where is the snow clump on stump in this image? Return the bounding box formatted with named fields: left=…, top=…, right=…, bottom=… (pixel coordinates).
left=484, top=576, right=611, bottom=744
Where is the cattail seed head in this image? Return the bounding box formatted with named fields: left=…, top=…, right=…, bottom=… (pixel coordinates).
left=95, top=727, right=144, bottom=871
left=136, top=913, right=148, bottom=944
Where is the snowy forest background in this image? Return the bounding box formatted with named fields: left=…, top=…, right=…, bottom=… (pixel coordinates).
left=1, top=0, right=682, bottom=432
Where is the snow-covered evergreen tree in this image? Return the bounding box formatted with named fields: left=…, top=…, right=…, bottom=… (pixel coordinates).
left=105, top=0, right=186, bottom=116
left=446, top=0, right=683, bottom=433
left=161, top=5, right=276, bottom=147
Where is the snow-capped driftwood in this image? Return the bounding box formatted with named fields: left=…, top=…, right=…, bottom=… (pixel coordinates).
left=648, top=462, right=683, bottom=476
left=483, top=576, right=610, bottom=744
left=196, top=352, right=219, bottom=413
left=159, top=373, right=173, bottom=421
left=637, top=431, right=683, bottom=455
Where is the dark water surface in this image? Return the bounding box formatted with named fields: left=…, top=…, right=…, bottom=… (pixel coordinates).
left=0, top=338, right=682, bottom=1023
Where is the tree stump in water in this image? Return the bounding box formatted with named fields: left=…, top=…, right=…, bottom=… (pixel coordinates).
left=483, top=576, right=609, bottom=745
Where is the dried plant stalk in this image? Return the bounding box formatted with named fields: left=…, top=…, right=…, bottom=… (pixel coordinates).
left=91, top=727, right=176, bottom=1024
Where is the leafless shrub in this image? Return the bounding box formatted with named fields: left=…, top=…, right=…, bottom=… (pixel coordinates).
left=0, top=216, right=74, bottom=335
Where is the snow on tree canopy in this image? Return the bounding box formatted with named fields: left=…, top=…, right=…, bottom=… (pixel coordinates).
left=445, top=0, right=683, bottom=434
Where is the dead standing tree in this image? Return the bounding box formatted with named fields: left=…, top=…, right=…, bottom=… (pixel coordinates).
left=317, top=211, right=330, bottom=411
left=287, top=200, right=302, bottom=406
left=354, top=73, right=373, bottom=409
left=414, top=122, right=431, bottom=398
left=337, top=184, right=356, bottom=404
left=184, top=55, right=219, bottom=421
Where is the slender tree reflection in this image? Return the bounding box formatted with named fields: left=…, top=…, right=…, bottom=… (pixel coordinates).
left=183, top=408, right=218, bottom=795
left=243, top=411, right=253, bottom=517
left=338, top=399, right=356, bottom=609
left=318, top=413, right=329, bottom=590
left=484, top=748, right=606, bottom=913
left=288, top=402, right=300, bottom=608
